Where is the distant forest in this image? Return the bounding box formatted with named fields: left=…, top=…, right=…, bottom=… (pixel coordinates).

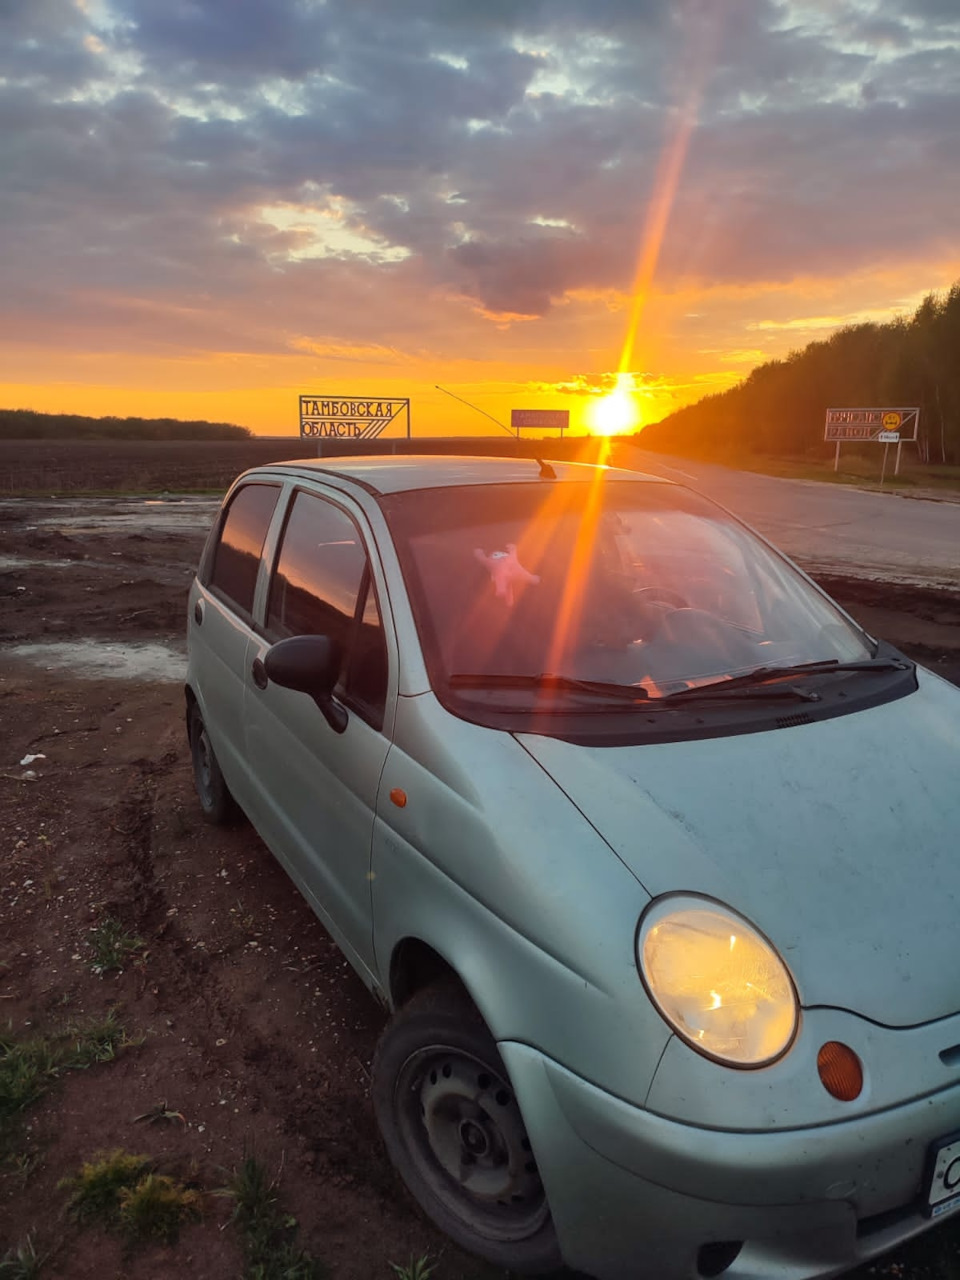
left=641, top=283, right=960, bottom=465
left=0, top=408, right=251, bottom=441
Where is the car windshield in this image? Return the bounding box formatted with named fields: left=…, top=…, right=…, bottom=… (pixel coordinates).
left=380, top=478, right=873, bottom=705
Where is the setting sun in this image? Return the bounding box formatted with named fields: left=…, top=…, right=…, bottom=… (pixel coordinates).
left=590, top=378, right=641, bottom=436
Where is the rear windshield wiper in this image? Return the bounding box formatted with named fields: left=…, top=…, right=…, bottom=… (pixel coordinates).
left=448, top=673, right=650, bottom=702
left=663, top=656, right=911, bottom=702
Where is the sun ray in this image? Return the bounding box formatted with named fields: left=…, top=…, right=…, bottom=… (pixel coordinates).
left=613, top=9, right=721, bottom=401
left=540, top=437, right=612, bottom=681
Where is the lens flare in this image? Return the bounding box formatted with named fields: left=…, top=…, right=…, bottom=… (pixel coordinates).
left=590, top=377, right=640, bottom=436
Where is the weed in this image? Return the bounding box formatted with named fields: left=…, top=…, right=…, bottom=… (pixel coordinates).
left=87, top=915, right=144, bottom=976
left=0, top=1012, right=130, bottom=1126
left=225, top=1154, right=328, bottom=1280
left=117, top=1173, right=202, bottom=1244
left=0, top=1035, right=57, bottom=1119
left=133, top=1100, right=186, bottom=1126
left=60, top=1149, right=151, bottom=1226
left=63, top=1011, right=136, bottom=1068
left=389, top=1257, right=436, bottom=1280
left=61, top=1152, right=203, bottom=1247
left=2, top=1148, right=42, bottom=1188
left=0, top=1234, right=42, bottom=1280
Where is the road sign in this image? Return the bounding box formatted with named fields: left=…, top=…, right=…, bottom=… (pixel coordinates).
left=824, top=407, right=919, bottom=442
left=511, top=409, right=569, bottom=434
left=299, top=396, right=410, bottom=440
left=826, top=407, right=920, bottom=480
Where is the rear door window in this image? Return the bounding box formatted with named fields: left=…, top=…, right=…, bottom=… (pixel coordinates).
left=266, top=490, right=388, bottom=728
left=208, top=483, right=281, bottom=617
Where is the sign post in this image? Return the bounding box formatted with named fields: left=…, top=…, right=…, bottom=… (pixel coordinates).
left=510, top=409, right=569, bottom=438
left=824, top=408, right=919, bottom=478
left=299, top=396, right=411, bottom=441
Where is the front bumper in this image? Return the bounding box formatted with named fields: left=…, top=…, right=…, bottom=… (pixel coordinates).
left=499, top=1040, right=960, bottom=1280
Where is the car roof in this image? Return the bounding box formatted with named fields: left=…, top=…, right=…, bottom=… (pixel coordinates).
left=258, top=454, right=669, bottom=496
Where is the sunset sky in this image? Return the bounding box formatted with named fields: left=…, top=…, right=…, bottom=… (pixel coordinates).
left=2, top=0, right=959, bottom=437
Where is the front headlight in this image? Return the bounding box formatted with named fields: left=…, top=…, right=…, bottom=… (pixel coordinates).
left=637, top=895, right=798, bottom=1067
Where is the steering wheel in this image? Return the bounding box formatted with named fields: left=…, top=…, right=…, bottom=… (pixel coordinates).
left=658, top=606, right=758, bottom=663
left=632, top=586, right=690, bottom=610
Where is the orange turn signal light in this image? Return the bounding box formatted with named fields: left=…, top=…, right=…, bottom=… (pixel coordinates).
left=817, top=1041, right=863, bottom=1102
left=389, top=788, right=407, bottom=808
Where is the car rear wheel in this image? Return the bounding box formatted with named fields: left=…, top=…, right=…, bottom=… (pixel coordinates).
left=188, top=703, right=237, bottom=826
left=372, top=981, right=562, bottom=1275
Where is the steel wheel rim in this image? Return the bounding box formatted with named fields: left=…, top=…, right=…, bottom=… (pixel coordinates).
left=395, top=1044, right=548, bottom=1242
left=193, top=723, right=214, bottom=806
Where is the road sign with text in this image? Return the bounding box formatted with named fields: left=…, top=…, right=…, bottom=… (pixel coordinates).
left=511, top=409, right=569, bottom=433
left=824, top=408, right=919, bottom=442
left=299, top=396, right=411, bottom=439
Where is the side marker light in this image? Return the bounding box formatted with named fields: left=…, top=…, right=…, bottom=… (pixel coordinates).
left=389, top=788, right=407, bottom=808
left=817, top=1041, right=863, bottom=1101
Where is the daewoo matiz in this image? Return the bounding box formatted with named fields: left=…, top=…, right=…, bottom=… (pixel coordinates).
left=186, top=454, right=960, bottom=1280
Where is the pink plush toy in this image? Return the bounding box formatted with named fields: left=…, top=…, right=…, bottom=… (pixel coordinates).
left=474, top=544, right=540, bottom=606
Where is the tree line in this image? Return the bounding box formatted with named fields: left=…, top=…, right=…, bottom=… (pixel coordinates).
left=0, top=409, right=251, bottom=441
left=640, top=283, right=960, bottom=465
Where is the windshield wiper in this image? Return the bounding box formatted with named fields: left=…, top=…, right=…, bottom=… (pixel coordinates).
left=663, top=656, right=910, bottom=702
left=448, top=673, right=649, bottom=702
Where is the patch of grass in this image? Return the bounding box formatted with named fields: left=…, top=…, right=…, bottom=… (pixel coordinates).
left=0, top=1235, right=42, bottom=1280
left=60, top=1149, right=151, bottom=1226
left=117, top=1173, right=202, bottom=1245
left=733, top=452, right=960, bottom=496
left=87, top=915, right=145, bottom=976
left=61, top=1152, right=202, bottom=1247
left=390, top=1257, right=436, bottom=1280
left=0, top=1011, right=130, bottom=1126
left=226, top=1154, right=328, bottom=1280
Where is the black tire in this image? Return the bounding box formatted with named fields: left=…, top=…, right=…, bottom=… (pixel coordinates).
left=187, top=703, right=238, bottom=826
left=372, top=981, right=563, bottom=1275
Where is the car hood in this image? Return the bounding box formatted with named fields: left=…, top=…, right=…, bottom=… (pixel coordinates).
left=517, top=670, right=960, bottom=1028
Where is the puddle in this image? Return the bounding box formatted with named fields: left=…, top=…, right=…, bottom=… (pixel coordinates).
left=0, top=553, right=136, bottom=573
left=0, top=497, right=220, bottom=536
left=6, top=639, right=187, bottom=682
left=0, top=556, right=83, bottom=570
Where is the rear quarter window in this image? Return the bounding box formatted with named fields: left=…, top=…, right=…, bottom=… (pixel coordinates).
left=208, top=483, right=281, bottom=616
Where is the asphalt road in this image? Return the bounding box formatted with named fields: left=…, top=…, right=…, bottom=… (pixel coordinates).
left=632, top=452, right=960, bottom=590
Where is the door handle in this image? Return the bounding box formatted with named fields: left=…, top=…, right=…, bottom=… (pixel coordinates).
left=251, top=657, right=268, bottom=690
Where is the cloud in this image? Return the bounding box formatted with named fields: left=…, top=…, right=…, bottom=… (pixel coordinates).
left=0, top=0, right=957, bottom=382
left=532, top=370, right=665, bottom=396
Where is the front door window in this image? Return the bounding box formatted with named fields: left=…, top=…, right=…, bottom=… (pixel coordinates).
left=266, top=490, right=388, bottom=729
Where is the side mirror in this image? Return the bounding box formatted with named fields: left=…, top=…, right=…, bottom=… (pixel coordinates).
left=263, top=635, right=348, bottom=733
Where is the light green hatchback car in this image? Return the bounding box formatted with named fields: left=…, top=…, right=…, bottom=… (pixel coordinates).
left=186, top=454, right=960, bottom=1280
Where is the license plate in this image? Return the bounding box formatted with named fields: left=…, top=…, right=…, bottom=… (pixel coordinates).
left=925, top=1134, right=960, bottom=1218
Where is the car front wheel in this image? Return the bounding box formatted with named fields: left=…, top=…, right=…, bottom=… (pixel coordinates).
left=372, top=981, right=562, bottom=1274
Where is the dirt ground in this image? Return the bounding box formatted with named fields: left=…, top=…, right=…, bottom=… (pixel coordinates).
left=2, top=494, right=960, bottom=1280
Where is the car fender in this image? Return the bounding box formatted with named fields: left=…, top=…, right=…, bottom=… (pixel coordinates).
left=370, top=692, right=670, bottom=1106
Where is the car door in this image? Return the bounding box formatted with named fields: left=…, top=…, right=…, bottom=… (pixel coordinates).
left=190, top=480, right=283, bottom=803
left=243, top=485, right=394, bottom=982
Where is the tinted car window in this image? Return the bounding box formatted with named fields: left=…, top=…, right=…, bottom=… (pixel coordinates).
left=267, top=492, right=366, bottom=645
left=209, top=483, right=281, bottom=616
left=267, top=491, right=388, bottom=726
left=346, top=579, right=388, bottom=722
